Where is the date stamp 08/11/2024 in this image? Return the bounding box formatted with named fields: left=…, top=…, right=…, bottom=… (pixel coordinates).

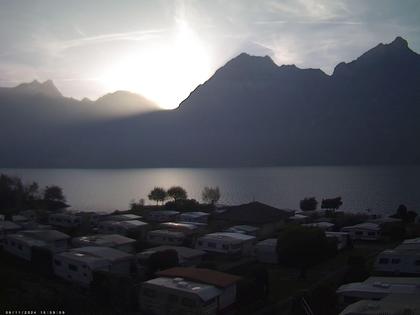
left=3, top=311, right=65, bottom=315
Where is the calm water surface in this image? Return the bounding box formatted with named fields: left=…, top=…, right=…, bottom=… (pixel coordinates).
left=1, top=166, right=419, bottom=214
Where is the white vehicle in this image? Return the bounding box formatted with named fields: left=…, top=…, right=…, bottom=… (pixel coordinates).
left=179, top=212, right=210, bottom=224
left=147, top=230, right=186, bottom=246
left=72, top=234, right=136, bottom=253
left=3, top=230, right=70, bottom=261
left=374, top=249, right=420, bottom=275
left=196, top=232, right=256, bottom=255
left=341, top=223, right=381, bottom=241
left=53, top=246, right=134, bottom=286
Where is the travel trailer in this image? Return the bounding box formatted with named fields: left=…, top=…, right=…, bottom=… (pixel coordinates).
left=147, top=230, right=186, bottom=246
left=3, top=230, right=70, bottom=261
left=196, top=232, right=256, bottom=255
left=158, top=222, right=199, bottom=236
left=140, top=267, right=241, bottom=315
left=179, top=212, right=210, bottom=224
left=336, top=277, right=420, bottom=306
left=53, top=246, right=134, bottom=286
left=72, top=234, right=136, bottom=253
left=374, top=249, right=420, bottom=275
left=341, top=223, right=381, bottom=241
left=225, top=225, right=260, bottom=236
left=138, top=246, right=205, bottom=267
left=98, top=220, right=149, bottom=238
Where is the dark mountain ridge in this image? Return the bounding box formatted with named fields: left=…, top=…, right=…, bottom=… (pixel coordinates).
left=0, top=36, right=419, bottom=168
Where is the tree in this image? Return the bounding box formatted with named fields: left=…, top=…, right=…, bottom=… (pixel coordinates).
left=167, top=186, right=187, bottom=201
left=321, top=197, right=343, bottom=211
left=299, top=197, right=318, bottom=211
left=129, top=198, right=145, bottom=211
left=390, top=204, right=418, bottom=223
left=43, top=185, right=66, bottom=203
left=276, top=226, right=336, bottom=278
left=148, top=187, right=167, bottom=205
left=165, top=198, right=200, bottom=212
left=202, top=186, right=221, bottom=205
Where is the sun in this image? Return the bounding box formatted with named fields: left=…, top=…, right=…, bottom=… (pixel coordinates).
left=100, top=20, right=212, bottom=110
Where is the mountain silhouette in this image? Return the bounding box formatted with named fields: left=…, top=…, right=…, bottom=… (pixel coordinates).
left=0, top=36, right=419, bottom=168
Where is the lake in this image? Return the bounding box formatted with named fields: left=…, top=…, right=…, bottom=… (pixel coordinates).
left=1, top=166, right=419, bottom=214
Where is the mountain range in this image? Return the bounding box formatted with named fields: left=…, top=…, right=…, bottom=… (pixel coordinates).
left=0, top=36, right=419, bottom=168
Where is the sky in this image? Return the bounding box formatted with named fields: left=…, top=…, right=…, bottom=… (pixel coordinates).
left=0, top=0, right=419, bottom=109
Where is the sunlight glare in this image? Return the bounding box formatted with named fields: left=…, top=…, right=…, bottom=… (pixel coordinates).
left=100, top=19, right=212, bottom=109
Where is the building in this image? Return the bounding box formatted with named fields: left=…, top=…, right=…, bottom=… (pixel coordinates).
left=341, top=223, right=381, bottom=241
left=179, top=212, right=210, bottom=224
left=255, top=238, right=278, bottom=264
left=145, top=210, right=180, bottom=223
left=98, top=220, right=149, bottom=238
left=140, top=267, right=241, bottom=315
left=0, top=220, right=22, bottom=247
left=49, top=213, right=81, bottom=228
left=72, top=234, right=136, bottom=253
left=374, top=249, right=420, bottom=275
left=225, top=225, right=260, bottom=236
left=196, top=232, right=256, bottom=255
left=336, top=277, right=420, bottom=306
left=339, top=293, right=420, bottom=315
left=138, top=246, right=205, bottom=267
left=212, top=201, right=291, bottom=239
left=147, top=230, right=186, bottom=246
left=3, top=229, right=70, bottom=261
left=53, top=246, right=134, bottom=286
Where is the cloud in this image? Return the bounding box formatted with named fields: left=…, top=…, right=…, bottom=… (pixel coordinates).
left=265, top=0, right=350, bottom=21
left=55, top=29, right=165, bottom=52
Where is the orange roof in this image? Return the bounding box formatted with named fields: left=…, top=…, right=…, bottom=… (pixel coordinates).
left=157, top=267, right=241, bottom=288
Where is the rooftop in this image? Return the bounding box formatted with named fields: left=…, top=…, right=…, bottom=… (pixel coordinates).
left=148, top=229, right=185, bottom=237
left=70, top=246, right=133, bottom=262
left=201, top=232, right=256, bottom=242
left=337, top=277, right=420, bottom=296
left=159, top=222, right=198, bottom=230
left=214, top=201, right=291, bottom=224
left=115, top=220, right=148, bottom=228
left=226, top=225, right=259, bottom=232
left=148, top=210, right=180, bottom=216
left=73, top=234, right=136, bottom=247
left=21, top=229, right=70, bottom=241
left=57, top=251, right=110, bottom=269
left=342, top=222, right=380, bottom=231
left=157, top=267, right=241, bottom=288
left=180, top=212, right=210, bottom=218
left=303, top=222, right=335, bottom=229
left=256, top=238, right=277, bottom=246
left=340, top=293, right=420, bottom=315
left=108, top=214, right=142, bottom=221
left=138, top=246, right=205, bottom=259
left=0, top=220, right=21, bottom=231
left=145, top=277, right=221, bottom=301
